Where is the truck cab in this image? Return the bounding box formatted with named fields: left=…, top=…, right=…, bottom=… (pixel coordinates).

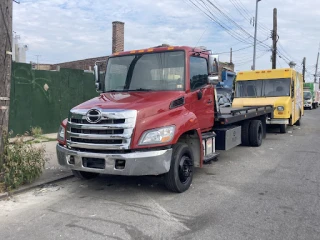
left=303, top=89, right=313, bottom=109
left=57, top=46, right=221, bottom=192
left=303, top=82, right=319, bottom=109
left=232, top=68, right=304, bottom=133
left=56, top=45, right=272, bottom=193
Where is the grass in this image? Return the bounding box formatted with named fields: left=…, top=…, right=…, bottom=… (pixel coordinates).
left=30, top=127, right=43, bottom=137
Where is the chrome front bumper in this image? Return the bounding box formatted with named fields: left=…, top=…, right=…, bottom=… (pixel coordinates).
left=266, top=118, right=289, bottom=125
left=56, top=144, right=172, bottom=176
left=304, top=103, right=312, bottom=108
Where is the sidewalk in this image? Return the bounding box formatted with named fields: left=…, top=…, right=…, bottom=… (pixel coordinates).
left=0, top=134, right=73, bottom=199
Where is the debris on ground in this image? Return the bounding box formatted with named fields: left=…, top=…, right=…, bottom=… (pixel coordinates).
left=33, top=184, right=61, bottom=196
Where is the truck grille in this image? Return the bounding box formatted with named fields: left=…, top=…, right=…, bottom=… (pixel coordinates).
left=66, top=109, right=137, bottom=150
left=71, top=118, right=125, bottom=125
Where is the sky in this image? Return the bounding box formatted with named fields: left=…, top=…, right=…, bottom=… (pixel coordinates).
left=13, top=0, right=320, bottom=81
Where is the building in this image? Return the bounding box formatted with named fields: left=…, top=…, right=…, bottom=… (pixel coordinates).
left=35, top=21, right=235, bottom=75
left=12, top=34, right=28, bottom=63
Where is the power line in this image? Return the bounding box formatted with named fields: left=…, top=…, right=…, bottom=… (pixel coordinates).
left=234, top=50, right=270, bottom=66
left=212, top=37, right=269, bottom=55
left=188, top=0, right=254, bottom=44
left=204, top=0, right=264, bottom=44
left=233, top=0, right=270, bottom=33
left=188, top=0, right=271, bottom=51
left=229, top=0, right=270, bottom=37
left=229, top=0, right=299, bottom=65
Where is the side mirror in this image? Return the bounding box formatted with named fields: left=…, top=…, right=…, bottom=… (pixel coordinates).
left=208, top=54, right=219, bottom=73
left=94, top=64, right=103, bottom=92
left=208, top=54, right=220, bottom=85
left=208, top=75, right=220, bottom=85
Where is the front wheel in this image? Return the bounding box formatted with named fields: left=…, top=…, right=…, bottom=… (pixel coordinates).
left=280, top=124, right=287, bottom=134
left=164, top=143, right=194, bottom=193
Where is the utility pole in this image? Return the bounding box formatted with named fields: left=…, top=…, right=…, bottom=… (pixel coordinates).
left=230, top=48, right=233, bottom=64
left=302, top=57, right=306, bottom=83
left=314, top=45, right=319, bottom=83
left=252, top=0, right=261, bottom=70
left=0, top=0, right=13, bottom=165
left=272, top=8, right=278, bottom=69
left=35, top=55, right=41, bottom=70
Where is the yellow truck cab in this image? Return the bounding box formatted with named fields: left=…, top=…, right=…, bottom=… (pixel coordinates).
left=232, top=68, right=304, bottom=133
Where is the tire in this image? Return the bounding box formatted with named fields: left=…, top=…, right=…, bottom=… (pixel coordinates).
left=296, top=114, right=302, bottom=126
left=279, top=124, right=287, bottom=134
left=241, top=121, right=251, bottom=146
left=164, top=143, right=194, bottom=193
left=295, top=118, right=301, bottom=126
left=72, top=170, right=99, bottom=180
left=249, top=120, right=263, bottom=147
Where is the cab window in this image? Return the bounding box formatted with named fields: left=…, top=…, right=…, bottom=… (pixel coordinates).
left=190, top=57, right=208, bottom=91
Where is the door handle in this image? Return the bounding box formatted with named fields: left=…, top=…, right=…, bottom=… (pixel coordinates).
left=207, top=99, right=213, bottom=104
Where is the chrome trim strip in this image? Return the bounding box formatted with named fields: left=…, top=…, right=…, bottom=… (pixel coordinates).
left=70, top=109, right=137, bottom=120
left=266, top=119, right=289, bottom=125
left=67, top=141, right=128, bottom=150
left=68, top=122, right=133, bottom=130
left=68, top=131, right=131, bottom=140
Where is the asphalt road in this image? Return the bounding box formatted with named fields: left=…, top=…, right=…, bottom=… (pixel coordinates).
left=1, top=109, right=320, bottom=240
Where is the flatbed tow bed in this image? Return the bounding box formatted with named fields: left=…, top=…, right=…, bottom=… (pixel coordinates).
left=203, top=105, right=274, bottom=161
left=215, top=105, right=274, bottom=126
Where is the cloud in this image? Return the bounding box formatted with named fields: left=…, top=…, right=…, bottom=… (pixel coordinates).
left=13, top=0, right=320, bottom=80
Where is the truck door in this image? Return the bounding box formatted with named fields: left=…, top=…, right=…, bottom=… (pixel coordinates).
left=188, top=56, right=214, bottom=131
left=291, top=73, right=296, bottom=124
left=295, top=73, right=303, bottom=118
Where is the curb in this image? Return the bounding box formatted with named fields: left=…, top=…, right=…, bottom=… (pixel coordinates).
left=0, top=174, right=74, bottom=200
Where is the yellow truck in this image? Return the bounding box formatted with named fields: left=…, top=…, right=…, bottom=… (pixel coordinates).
left=232, top=68, right=304, bottom=133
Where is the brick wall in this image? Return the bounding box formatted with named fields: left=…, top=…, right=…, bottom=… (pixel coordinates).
left=51, top=56, right=108, bottom=71
left=112, top=21, right=124, bottom=53
left=219, top=62, right=235, bottom=73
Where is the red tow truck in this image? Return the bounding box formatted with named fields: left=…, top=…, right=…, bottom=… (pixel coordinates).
left=56, top=45, right=273, bottom=193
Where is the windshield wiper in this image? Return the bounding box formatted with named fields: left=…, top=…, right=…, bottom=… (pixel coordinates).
left=104, top=89, right=126, bottom=92
left=127, top=88, right=153, bottom=91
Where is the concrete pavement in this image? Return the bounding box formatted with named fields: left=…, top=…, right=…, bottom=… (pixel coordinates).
left=0, top=136, right=73, bottom=199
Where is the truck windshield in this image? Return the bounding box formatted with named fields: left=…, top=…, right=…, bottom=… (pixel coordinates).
left=235, top=78, right=291, bottom=98
left=104, top=51, right=185, bottom=92
left=304, top=91, right=312, bottom=100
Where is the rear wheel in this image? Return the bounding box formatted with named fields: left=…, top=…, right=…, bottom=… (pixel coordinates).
left=249, top=120, right=263, bottom=147
left=241, top=121, right=251, bottom=146
left=72, top=170, right=99, bottom=180
left=296, top=118, right=301, bottom=126
left=164, top=143, right=194, bottom=193
left=280, top=124, right=287, bottom=134
left=296, top=113, right=302, bottom=126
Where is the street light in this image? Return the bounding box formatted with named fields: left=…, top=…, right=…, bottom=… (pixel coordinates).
left=252, top=0, right=261, bottom=70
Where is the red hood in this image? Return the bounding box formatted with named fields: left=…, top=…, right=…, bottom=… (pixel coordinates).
left=73, top=91, right=185, bottom=119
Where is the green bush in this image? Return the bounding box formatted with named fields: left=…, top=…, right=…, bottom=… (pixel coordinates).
left=0, top=132, right=46, bottom=192
left=30, top=126, right=43, bottom=137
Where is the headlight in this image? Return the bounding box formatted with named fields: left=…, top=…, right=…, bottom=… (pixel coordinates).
left=57, top=125, right=66, bottom=142
left=139, top=126, right=175, bottom=145
left=277, top=106, right=284, bottom=111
